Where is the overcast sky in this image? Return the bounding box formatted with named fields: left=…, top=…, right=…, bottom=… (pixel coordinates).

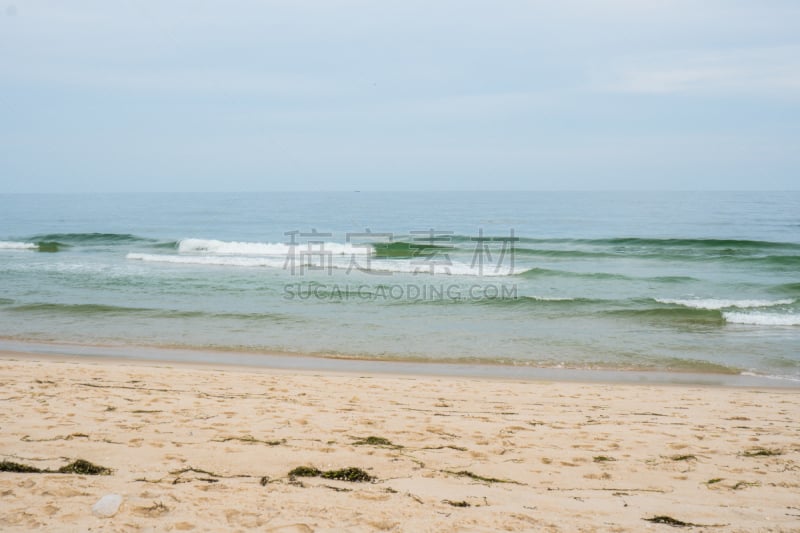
left=1, top=1, right=799, bottom=192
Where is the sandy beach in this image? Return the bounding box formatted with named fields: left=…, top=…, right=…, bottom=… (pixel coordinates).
left=1, top=352, right=799, bottom=532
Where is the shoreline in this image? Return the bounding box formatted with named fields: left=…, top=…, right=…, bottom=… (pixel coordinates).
left=1, top=352, right=799, bottom=531
left=1, top=339, right=798, bottom=389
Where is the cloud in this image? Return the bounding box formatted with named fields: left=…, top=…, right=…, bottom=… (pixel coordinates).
left=603, top=47, right=800, bottom=95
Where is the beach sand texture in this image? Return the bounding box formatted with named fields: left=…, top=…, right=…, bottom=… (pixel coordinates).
left=1, top=354, right=799, bottom=532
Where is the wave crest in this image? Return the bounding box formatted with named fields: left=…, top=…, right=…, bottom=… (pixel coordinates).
left=723, top=312, right=800, bottom=326
left=127, top=252, right=517, bottom=276
left=656, top=298, right=795, bottom=310
left=0, top=241, right=37, bottom=250
left=178, top=238, right=372, bottom=256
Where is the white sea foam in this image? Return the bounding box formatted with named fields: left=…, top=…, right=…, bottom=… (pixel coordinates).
left=723, top=312, right=800, bottom=326
left=177, top=238, right=372, bottom=256
left=0, top=241, right=37, bottom=250
left=128, top=253, right=287, bottom=268
left=134, top=238, right=521, bottom=276
left=740, top=371, right=800, bottom=382
left=657, top=298, right=795, bottom=310
left=127, top=253, right=518, bottom=276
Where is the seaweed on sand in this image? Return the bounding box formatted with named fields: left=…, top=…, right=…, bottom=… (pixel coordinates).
left=443, top=469, right=521, bottom=484
left=321, top=467, right=374, bottom=482
left=0, top=459, right=111, bottom=475
left=288, top=466, right=375, bottom=482
left=353, top=436, right=402, bottom=449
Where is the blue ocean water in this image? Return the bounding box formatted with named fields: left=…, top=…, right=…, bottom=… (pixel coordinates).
left=1, top=191, right=799, bottom=381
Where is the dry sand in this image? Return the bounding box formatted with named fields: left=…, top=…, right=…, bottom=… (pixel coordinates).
left=1, top=352, right=799, bottom=532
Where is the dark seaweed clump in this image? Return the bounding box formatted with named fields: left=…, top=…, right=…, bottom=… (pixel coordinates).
left=0, top=459, right=111, bottom=475
left=0, top=461, right=44, bottom=473
left=444, top=500, right=471, bottom=507
left=353, top=436, right=401, bottom=448
left=645, top=516, right=692, bottom=527
left=57, top=459, right=112, bottom=475
left=445, top=469, right=516, bottom=484
left=288, top=466, right=374, bottom=482
left=643, top=516, right=719, bottom=528
left=288, top=466, right=322, bottom=478
left=320, top=467, right=374, bottom=482
left=741, top=447, right=782, bottom=457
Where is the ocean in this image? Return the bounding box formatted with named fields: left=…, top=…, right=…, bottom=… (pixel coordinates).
left=1, top=191, right=799, bottom=383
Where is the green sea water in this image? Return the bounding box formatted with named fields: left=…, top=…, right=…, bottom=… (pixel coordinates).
left=1, top=191, right=798, bottom=382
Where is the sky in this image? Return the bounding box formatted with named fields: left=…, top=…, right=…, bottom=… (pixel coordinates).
left=1, top=1, right=799, bottom=192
